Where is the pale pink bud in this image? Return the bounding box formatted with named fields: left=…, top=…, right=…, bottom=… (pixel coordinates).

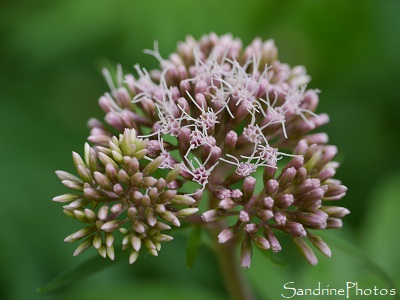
left=218, top=227, right=236, bottom=243
left=308, top=234, right=331, bottom=258
left=201, top=209, right=228, bottom=222
left=240, top=235, right=253, bottom=268
left=264, top=228, right=282, bottom=252
left=242, top=176, right=256, bottom=202
left=225, top=131, right=238, bottom=152
left=274, top=212, right=287, bottom=225
left=262, top=197, right=274, bottom=209
left=276, top=194, right=294, bottom=208
left=282, top=221, right=306, bottom=237
left=279, top=167, right=296, bottom=189
left=265, top=179, right=279, bottom=195
left=244, top=223, right=258, bottom=234
left=230, top=189, right=243, bottom=199
left=319, top=206, right=350, bottom=218
left=254, top=236, right=270, bottom=250
left=324, top=184, right=347, bottom=198
left=326, top=218, right=343, bottom=228
left=292, top=236, right=318, bottom=265
left=239, top=210, right=250, bottom=223
left=219, top=199, right=236, bottom=210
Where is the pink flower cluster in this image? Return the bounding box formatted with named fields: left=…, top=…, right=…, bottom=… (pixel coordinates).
left=56, top=33, right=348, bottom=267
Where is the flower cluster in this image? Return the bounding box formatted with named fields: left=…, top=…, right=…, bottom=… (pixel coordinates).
left=204, top=137, right=348, bottom=267
left=55, top=33, right=348, bottom=266
left=54, top=129, right=198, bottom=263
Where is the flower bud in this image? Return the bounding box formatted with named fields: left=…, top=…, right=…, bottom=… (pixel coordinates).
left=326, top=218, right=343, bottom=228
left=254, top=236, right=270, bottom=250
left=55, top=171, right=82, bottom=183
left=93, top=233, right=102, bottom=249
left=84, top=187, right=104, bottom=201
left=225, top=131, right=238, bottom=152
left=292, top=236, right=318, bottom=265
left=130, top=234, right=142, bottom=252
left=265, top=179, right=279, bottom=195
left=240, top=234, right=253, bottom=269
left=324, top=184, right=347, bottom=198
left=201, top=209, right=229, bottom=222
left=262, top=197, right=274, bottom=209
left=53, top=194, right=80, bottom=203
left=62, top=180, right=83, bottom=191
left=73, top=236, right=94, bottom=256
left=101, top=220, right=121, bottom=232
left=281, top=221, right=306, bottom=237
left=176, top=208, right=199, bottom=217
left=230, top=189, right=243, bottom=199
left=274, top=212, right=287, bottom=225
left=242, top=176, right=256, bottom=202
left=129, top=250, right=139, bottom=264
left=308, top=234, right=331, bottom=257
left=160, top=211, right=180, bottom=227
left=171, top=195, right=196, bottom=206
left=219, top=199, right=235, bottom=210
left=143, top=156, right=164, bottom=176
left=94, top=171, right=113, bottom=191
left=279, top=167, right=296, bottom=190
left=276, top=194, right=294, bottom=208
left=239, top=210, right=250, bottom=223
left=218, top=227, right=236, bottom=244
left=244, top=223, right=258, bottom=234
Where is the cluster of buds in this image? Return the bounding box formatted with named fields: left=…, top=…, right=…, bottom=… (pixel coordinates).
left=54, top=128, right=198, bottom=263
left=203, top=136, right=348, bottom=267
left=55, top=33, right=348, bottom=266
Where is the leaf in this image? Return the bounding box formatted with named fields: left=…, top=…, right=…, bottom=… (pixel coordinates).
left=256, top=246, right=289, bottom=267
left=323, top=234, right=400, bottom=300
left=37, top=248, right=128, bottom=293
left=185, top=225, right=202, bottom=268
left=362, top=173, right=400, bottom=278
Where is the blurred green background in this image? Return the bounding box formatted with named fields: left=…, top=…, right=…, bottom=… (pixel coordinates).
left=1, top=0, right=400, bottom=299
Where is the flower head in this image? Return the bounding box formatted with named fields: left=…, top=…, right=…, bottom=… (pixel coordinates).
left=54, top=128, right=197, bottom=263
left=56, top=33, right=348, bottom=267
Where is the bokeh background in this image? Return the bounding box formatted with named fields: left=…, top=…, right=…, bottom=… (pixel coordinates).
left=1, top=0, right=400, bottom=299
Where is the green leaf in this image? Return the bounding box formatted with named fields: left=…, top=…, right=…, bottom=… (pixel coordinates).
left=185, top=225, right=202, bottom=268
left=37, top=248, right=128, bottom=293
left=323, top=234, right=400, bottom=300
left=256, top=246, right=289, bottom=267
left=362, top=173, right=400, bottom=280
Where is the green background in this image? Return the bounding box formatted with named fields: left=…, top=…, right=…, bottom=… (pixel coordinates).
left=1, top=0, right=399, bottom=299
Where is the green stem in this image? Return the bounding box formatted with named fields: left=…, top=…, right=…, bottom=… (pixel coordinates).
left=207, top=181, right=256, bottom=300
left=212, top=225, right=256, bottom=300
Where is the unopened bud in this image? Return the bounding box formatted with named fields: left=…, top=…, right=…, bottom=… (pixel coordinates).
left=308, top=234, right=331, bottom=257
left=101, top=220, right=120, bottom=232
left=242, top=176, right=256, bottom=202
left=73, top=236, right=94, bottom=256
left=240, top=234, right=253, bottom=269
left=218, top=227, right=236, bottom=243
left=265, top=179, right=279, bottom=195
left=225, top=131, right=238, bottom=152
left=292, top=236, right=318, bottom=265
left=239, top=210, right=250, bottom=223
left=254, top=236, right=270, bottom=250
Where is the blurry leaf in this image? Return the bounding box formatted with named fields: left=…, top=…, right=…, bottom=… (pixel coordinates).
left=324, top=234, right=400, bottom=299
left=59, top=281, right=223, bottom=300
left=362, top=172, right=400, bottom=288
left=37, top=248, right=127, bottom=293
left=186, top=225, right=202, bottom=268
left=256, top=246, right=289, bottom=267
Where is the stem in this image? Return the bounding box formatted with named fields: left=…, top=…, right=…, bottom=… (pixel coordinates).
left=212, top=226, right=256, bottom=300
left=206, top=179, right=256, bottom=299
